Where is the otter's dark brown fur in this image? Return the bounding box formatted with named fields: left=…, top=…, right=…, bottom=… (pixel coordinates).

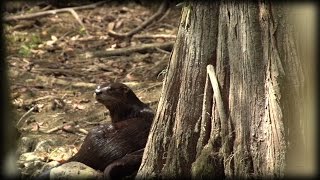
left=66, top=83, right=154, bottom=173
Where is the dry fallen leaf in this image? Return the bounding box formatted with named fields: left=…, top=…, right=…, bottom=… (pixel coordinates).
left=125, top=73, right=139, bottom=81
left=73, top=104, right=86, bottom=110
left=79, top=99, right=90, bottom=103
left=48, top=147, right=75, bottom=161
left=71, top=35, right=80, bottom=41
left=30, top=123, right=40, bottom=132
left=51, top=35, right=58, bottom=41
left=62, top=124, right=76, bottom=133
left=107, top=22, right=115, bottom=31
left=115, top=19, right=123, bottom=29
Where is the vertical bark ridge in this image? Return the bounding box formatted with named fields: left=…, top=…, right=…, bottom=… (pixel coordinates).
left=161, top=2, right=219, bottom=177
left=222, top=2, right=265, bottom=177
left=258, top=2, right=286, bottom=176
left=137, top=11, right=186, bottom=177
left=138, top=1, right=219, bottom=178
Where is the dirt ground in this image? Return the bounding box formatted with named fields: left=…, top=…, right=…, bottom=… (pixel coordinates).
left=4, top=0, right=180, bottom=177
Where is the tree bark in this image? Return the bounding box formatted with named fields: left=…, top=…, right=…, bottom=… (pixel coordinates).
left=137, top=1, right=219, bottom=178
left=137, top=1, right=313, bottom=178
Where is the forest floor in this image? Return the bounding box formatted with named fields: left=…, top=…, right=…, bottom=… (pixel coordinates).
left=4, top=0, right=180, bottom=176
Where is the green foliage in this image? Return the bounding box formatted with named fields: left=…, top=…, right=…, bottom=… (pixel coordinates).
left=78, top=27, right=87, bottom=36
left=18, top=45, right=31, bottom=57
left=18, top=34, right=42, bottom=57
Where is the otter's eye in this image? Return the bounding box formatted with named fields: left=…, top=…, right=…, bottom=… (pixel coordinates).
left=106, top=87, right=114, bottom=92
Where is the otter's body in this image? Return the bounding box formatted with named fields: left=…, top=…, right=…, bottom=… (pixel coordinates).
left=66, top=83, right=154, bottom=173
left=67, top=114, right=152, bottom=171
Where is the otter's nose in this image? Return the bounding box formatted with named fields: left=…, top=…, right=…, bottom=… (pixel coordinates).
left=95, top=88, right=102, bottom=95
left=95, top=86, right=111, bottom=95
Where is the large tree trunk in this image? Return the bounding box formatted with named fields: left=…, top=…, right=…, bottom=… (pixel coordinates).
left=137, top=1, right=219, bottom=178
left=137, top=1, right=314, bottom=178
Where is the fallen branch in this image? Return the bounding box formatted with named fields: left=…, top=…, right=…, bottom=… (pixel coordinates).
left=35, top=74, right=97, bottom=89
left=44, top=126, right=61, bottom=134
left=67, top=8, right=90, bottom=35
left=90, top=41, right=174, bottom=58
left=62, top=125, right=88, bottom=135
left=155, top=47, right=171, bottom=54
left=77, top=128, right=89, bottom=135
left=40, top=5, right=53, bottom=11
left=132, top=34, right=176, bottom=39
left=12, top=21, right=35, bottom=30
left=43, top=121, right=76, bottom=134
left=33, top=68, right=86, bottom=77
left=108, top=0, right=169, bottom=38
left=156, top=7, right=171, bottom=23
left=136, top=82, right=163, bottom=94
left=33, top=95, right=54, bottom=102
left=4, top=1, right=105, bottom=22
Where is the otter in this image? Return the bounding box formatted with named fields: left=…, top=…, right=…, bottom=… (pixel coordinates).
left=68, top=83, right=154, bottom=176
left=39, top=83, right=154, bottom=179
left=103, top=148, right=145, bottom=179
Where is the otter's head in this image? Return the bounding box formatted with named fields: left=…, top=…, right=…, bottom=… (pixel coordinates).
left=94, top=82, right=153, bottom=123
left=94, top=83, right=142, bottom=110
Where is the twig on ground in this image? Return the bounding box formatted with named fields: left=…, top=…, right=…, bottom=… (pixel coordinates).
left=44, top=126, right=61, bottom=134
left=12, top=21, right=35, bottom=30
left=108, top=0, right=169, bottom=38
left=48, top=123, right=88, bottom=135
left=132, top=34, right=176, bottom=39
left=33, top=95, right=54, bottom=102
left=40, top=5, right=52, bottom=11
left=17, top=105, right=38, bottom=128
left=89, top=41, right=174, bottom=58
left=137, top=82, right=163, bottom=95
left=77, top=128, right=89, bottom=135
left=155, top=47, right=171, bottom=54
left=33, top=68, right=85, bottom=77
left=67, top=8, right=90, bottom=35
left=35, top=74, right=97, bottom=89
left=4, top=1, right=105, bottom=22
left=156, top=7, right=171, bottom=23
left=43, top=121, right=76, bottom=134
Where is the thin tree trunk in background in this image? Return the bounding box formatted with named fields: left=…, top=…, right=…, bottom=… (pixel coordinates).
left=138, top=1, right=315, bottom=178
